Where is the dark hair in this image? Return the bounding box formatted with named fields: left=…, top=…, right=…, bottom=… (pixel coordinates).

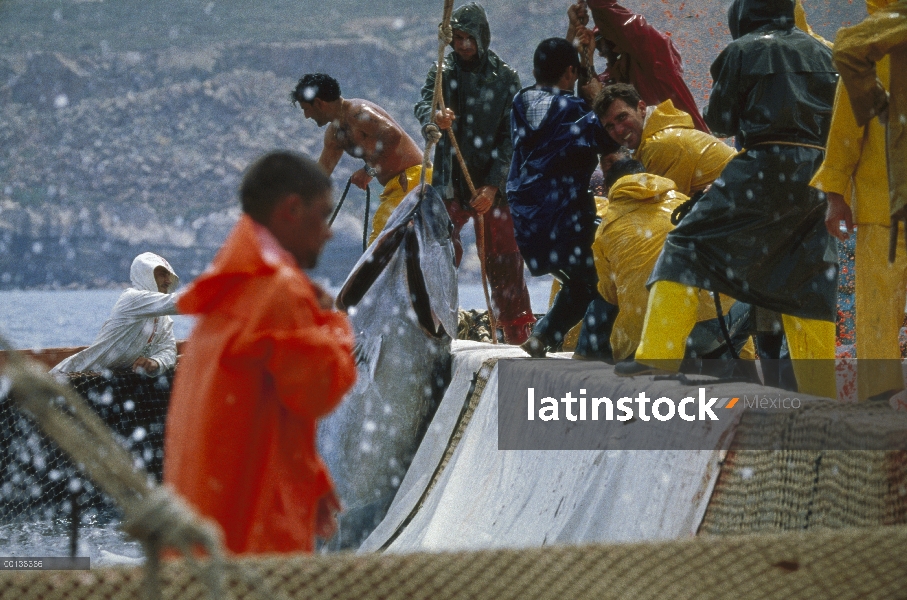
left=592, top=83, right=643, bottom=118
left=240, top=151, right=332, bottom=223
left=292, top=73, right=341, bottom=105
left=532, top=38, right=580, bottom=86
left=604, top=158, right=646, bottom=189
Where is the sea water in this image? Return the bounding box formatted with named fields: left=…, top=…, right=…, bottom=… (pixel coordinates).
left=0, top=278, right=553, bottom=563
left=0, top=279, right=553, bottom=349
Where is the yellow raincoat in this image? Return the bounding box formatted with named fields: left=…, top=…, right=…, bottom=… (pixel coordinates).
left=833, top=0, right=907, bottom=218
left=592, top=173, right=745, bottom=360
left=636, top=100, right=736, bottom=196
left=812, top=0, right=906, bottom=400
left=794, top=1, right=832, bottom=48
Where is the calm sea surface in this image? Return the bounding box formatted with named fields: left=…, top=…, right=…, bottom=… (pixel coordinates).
left=0, top=278, right=554, bottom=349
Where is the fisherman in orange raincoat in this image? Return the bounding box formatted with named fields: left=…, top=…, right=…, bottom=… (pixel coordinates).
left=164, top=151, right=357, bottom=554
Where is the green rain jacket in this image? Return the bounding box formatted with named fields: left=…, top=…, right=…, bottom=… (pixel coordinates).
left=647, top=0, right=839, bottom=322
left=414, top=3, right=520, bottom=203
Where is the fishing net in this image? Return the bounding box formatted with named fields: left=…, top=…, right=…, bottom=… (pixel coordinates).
left=0, top=369, right=171, bottom=524
left=2, top=350, right=907, bottom=598
left=2, top=522, right=907, bottom=599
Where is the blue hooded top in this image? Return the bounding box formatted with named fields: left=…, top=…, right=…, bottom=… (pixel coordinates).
left=506, top=87, right=617, bottom=276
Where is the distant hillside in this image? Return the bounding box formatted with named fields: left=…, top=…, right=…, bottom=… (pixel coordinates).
left=0, top=0, right=864, bottom=289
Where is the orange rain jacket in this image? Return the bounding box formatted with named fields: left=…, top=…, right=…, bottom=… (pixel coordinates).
left=164, top=214, right=356, bottom=554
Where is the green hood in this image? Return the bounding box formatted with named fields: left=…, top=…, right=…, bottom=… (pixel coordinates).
left=449, top=3, right=491, bottom=63
left=728, top=0, right=795, bottom=40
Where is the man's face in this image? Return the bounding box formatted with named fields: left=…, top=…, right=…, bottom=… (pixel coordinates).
left=153, top=266, right=172, bottom=293
left=452, top=29, right=478, bottom=63
left=298, top=99, right=329, bottom=127
left=289, top=191, right=334, bottom=269
left=600, top=98, right=646, bottom=150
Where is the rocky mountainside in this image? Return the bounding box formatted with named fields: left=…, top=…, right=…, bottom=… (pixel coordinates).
left=0, top=39, right=424, bottom=288
left=0, top=0, right=863, bottom=289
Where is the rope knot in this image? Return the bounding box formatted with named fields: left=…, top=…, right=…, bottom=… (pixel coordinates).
left=439, top=22, right=453, bottom=45
left=422, top=123, right=443, bottom=145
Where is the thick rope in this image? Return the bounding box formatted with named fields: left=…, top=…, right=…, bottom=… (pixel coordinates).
left=428, top=0, right=497, bottom=343
left=576, top=0, right=598, bottom=84
left=0, top=333, right=225, bottom=599
left=0, top=333, right=294, bottom=600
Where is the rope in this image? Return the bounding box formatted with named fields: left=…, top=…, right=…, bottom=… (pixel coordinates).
left=712, top=292, right=740, bottom=360
left=363, top=185, right=371, bottom=252
left=427, top=0, right=497, bottom=343
left=745, top=141, right=827, bottom=152
left=329, top=178, right=353, bottom=227
left=576, top=0, right=597, bottom=84
left=0, top=333, right=293, bottom=600
left=329, top=177, right=372, bottom=252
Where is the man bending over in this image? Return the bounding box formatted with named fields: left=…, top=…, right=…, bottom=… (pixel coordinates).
left=292, top=73, right=427, bottom=245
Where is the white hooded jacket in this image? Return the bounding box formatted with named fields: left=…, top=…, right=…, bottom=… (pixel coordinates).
left=52, top=253, right=180, bottom=374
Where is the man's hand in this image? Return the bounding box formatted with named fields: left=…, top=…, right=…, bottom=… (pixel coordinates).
left=312, top=283, right=335, bottom=311
left=568, top=1, right=589, bottom=28
left=315, top=489, right=342, bottom=540
left=470, top=186, right=497, bottom=215
left=434, top=108, right=455, bottom=130
left=824, top=191, right=854, bottom=241
left=580, top=78, right=603, bottom=103
left=351, top=168, right=373, bottom=190
left=132, top=357, right=160, bottom=375
left=577, top=26, right=597, bottom=58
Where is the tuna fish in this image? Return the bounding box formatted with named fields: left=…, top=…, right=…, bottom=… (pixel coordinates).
left=318, top=184, right=458, bottom=550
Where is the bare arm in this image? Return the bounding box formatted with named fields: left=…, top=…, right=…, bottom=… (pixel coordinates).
left=318, top=124, right=345, bottom=175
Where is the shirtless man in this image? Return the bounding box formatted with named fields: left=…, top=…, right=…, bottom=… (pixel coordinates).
left=292, top=73, right=428, bottom=244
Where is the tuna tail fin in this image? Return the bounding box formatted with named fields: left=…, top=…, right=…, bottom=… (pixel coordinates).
left=337, top=224, right=407, bottom=310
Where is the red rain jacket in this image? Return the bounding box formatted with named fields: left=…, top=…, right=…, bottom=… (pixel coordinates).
left=588, top=0, right=710, bottom=132
left=164, top=215, right=356, bottom=554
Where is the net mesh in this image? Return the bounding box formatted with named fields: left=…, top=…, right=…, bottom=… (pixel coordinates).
left=2, top=523, right=907, bottom=599
left=0, top=369, right=171, bottom=524
left=3, top=356, right=907, bottom=598
left=701, top=401, right=907, bottom=534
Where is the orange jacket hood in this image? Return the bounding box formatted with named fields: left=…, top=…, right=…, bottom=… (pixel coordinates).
left=178, top=215, right=296, bottom=315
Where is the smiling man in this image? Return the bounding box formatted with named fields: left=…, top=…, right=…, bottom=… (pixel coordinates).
left=594, top=84, right=735, bottom=197
left=566, top=0, right=709, bottom=133
left=292, top=73, right=426, bottom=245
left=597, top=0, right=839, bottom=399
